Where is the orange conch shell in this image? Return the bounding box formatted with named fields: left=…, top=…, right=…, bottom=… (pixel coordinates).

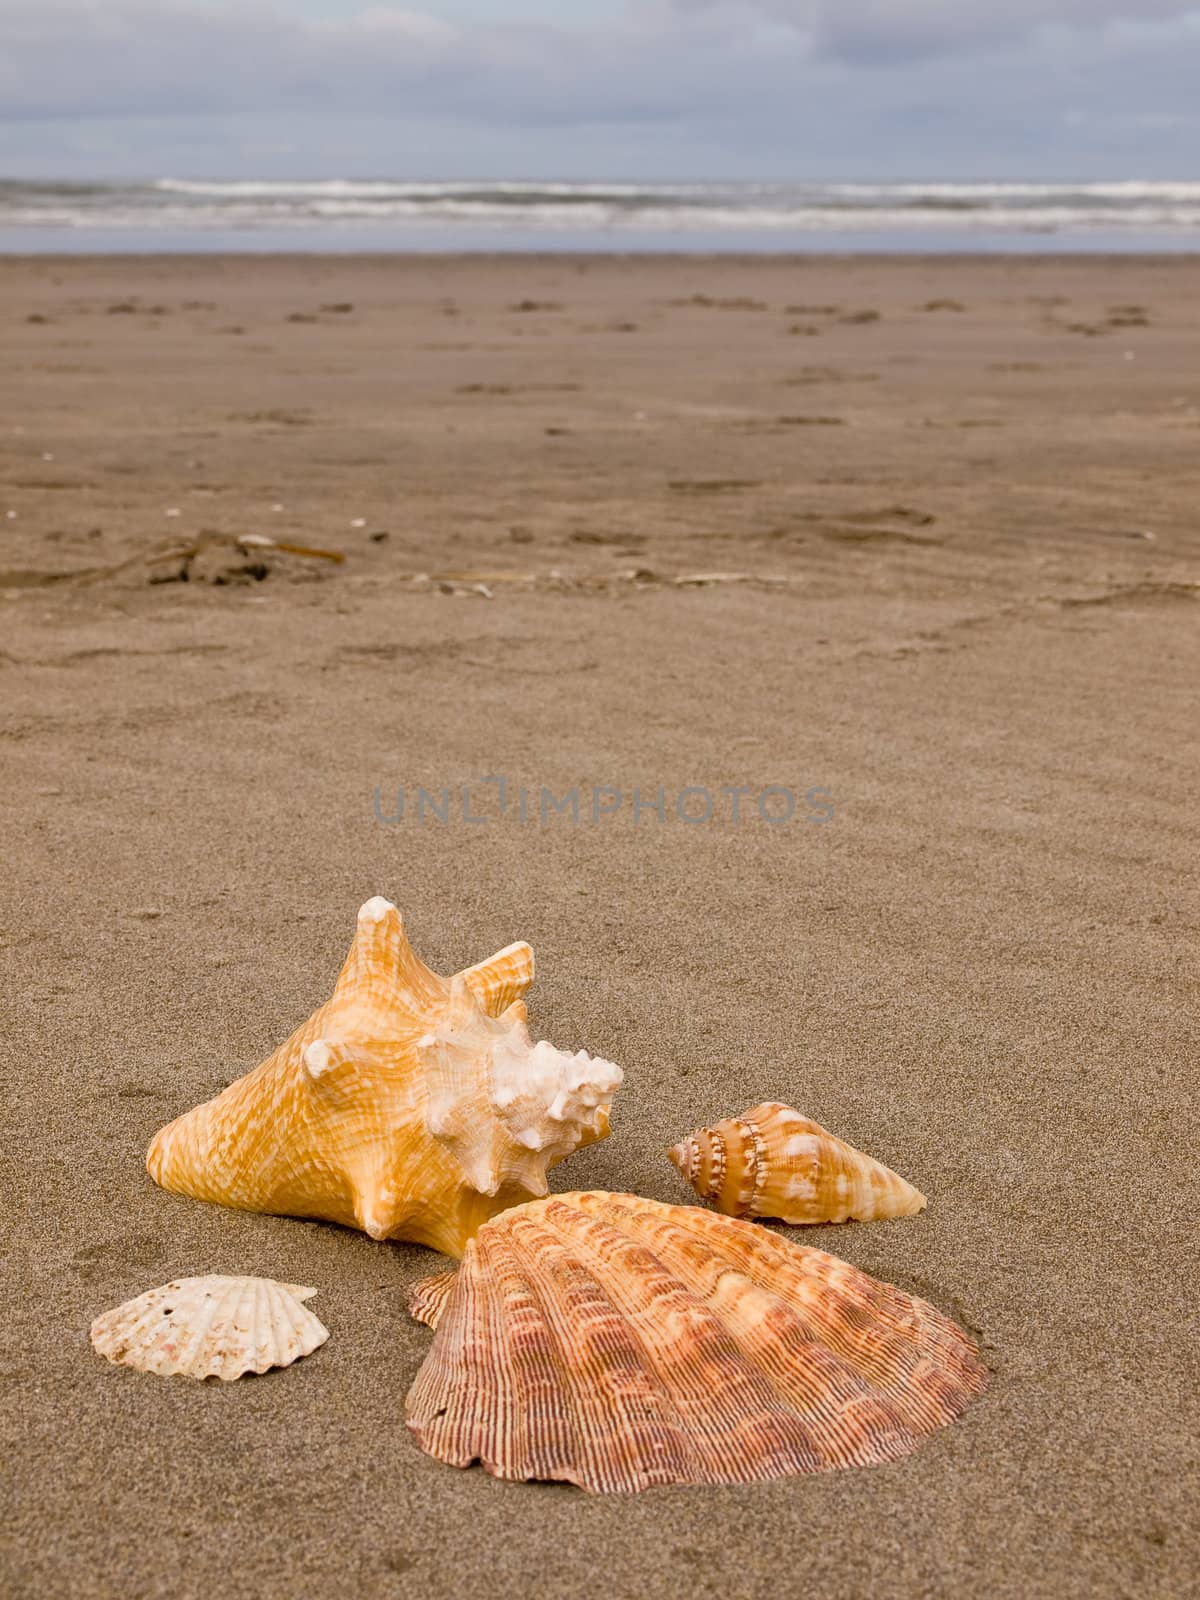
left=146, top=898, right=623, bottom=1257
left=405, top=1191, right=985, bottom=1493
left=668, top=1101, right=926, bottom=1224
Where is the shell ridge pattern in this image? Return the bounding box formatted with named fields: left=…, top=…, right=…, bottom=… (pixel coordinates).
left=538, top=1197, right=828, bottom=1482
left=575, top=1197, right=916, bottom=1469
left=579, top=1196, right=979, bottom=1432
left=503, top=1203, right=698, bottom=1489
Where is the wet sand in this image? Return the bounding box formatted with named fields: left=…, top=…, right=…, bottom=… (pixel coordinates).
left=1, top=254, right=1197, bottom=1599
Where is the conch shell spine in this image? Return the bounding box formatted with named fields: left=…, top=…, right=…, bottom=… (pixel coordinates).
left=459, top=941, right=535, bottom=1015
left=668, top=1101, right=926, bottom=1225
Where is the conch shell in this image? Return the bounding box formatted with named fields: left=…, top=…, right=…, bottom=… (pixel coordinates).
left=406, top=1191, right=985, bottom=1492
left=667, top=1101, right=926, bottom=1224
left=147, top=898, right=623, bottom=1257
left=90, top=1276, right=328, bottom=1381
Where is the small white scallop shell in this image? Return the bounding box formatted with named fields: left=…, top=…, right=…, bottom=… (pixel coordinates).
left=89, top=1276, right=329, bottom=1381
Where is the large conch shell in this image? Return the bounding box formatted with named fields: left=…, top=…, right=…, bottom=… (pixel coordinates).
left=147, top=898, right=623, bottom=1257
left=90, top=1276, right=328, bottom=1381
left=405, top=1192, right=985, bottom=1493
left=668, top=1101, right=926, bottom=1225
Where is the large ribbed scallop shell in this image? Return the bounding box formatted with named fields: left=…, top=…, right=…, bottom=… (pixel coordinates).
left=405, top=1192, right=985, bottom=1492
left=90, top=1276, right=329, bottom=1381
left=668, top=1101, right=926, bottom=1225
left=146, top=899, right=622, bottom=1258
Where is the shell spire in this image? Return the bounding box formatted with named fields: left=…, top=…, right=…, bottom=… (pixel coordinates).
left=146, top=898, right=623, bottom=1257
left=405, top=1193, right=985, bottom=1493
left=668, top=1101, right=926, bottom=1225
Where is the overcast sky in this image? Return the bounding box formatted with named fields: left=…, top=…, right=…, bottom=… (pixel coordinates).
left=1, top=0, right=1199, bottom=179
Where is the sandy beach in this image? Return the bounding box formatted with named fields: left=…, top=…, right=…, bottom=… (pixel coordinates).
left=1, top=253, right=1197, bottom=1599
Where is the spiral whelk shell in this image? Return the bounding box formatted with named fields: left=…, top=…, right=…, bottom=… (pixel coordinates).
left=90, top=1276, right=329, bottom=1381
left=668, top=1101, right=926, bottom=1225
left=146, top=898, right=623, bottom=1257
left=405, top=1192, right=985, bottom=1493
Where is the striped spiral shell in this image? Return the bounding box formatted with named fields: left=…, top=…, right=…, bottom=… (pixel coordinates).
left=668, top=1101, right=926, bottom=1225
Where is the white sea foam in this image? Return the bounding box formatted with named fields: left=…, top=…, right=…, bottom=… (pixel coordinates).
left=4, top=178, right=1200, bottom=244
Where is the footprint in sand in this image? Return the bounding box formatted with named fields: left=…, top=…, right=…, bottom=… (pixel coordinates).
left=668, top=295, right=768, bottom=310
left=73, top=1233, right=165, bottom=1284
left=841, top=505, right=935, bottom=527
left=336, top=642, right=446, bottom=664
left=767, top=505, right=939, bottom=546
left=1106, top=306, right=1150, bottom=328
left=570, top=530, right=646, bottom=547
left=10, top=477, right=89, bottom=491
left=727, top=415, right=845, bottom=432
left=820, top=506, right=941, bottom=546
left=668, top=479, right=762, bottom=494
left=227, top=409, right=314, bottom=426
left=775, top=415, right=846, bottom=427
left=105, top=302, right=167, bottom=316
left=782, top=368, right=880, bottom=386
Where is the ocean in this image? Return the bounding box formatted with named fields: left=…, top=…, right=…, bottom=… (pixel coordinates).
left=2, top=177, right=1200, bottom=252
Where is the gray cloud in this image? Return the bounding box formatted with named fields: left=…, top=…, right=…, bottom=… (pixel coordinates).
left=674, top=0, right=1200, bottom=62
left=0, top=0, right=1198, bottom=177
left=0, top=3, right=732, bottom=123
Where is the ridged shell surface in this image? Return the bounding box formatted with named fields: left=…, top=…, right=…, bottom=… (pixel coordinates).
left=146, top=898, right=622, bottom=1258
left=668, top=1101, right=926, bottom=1224
left=405, top=1191, right=985, bottom=1493
left=90, top=1276, right=329, bottom=1381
